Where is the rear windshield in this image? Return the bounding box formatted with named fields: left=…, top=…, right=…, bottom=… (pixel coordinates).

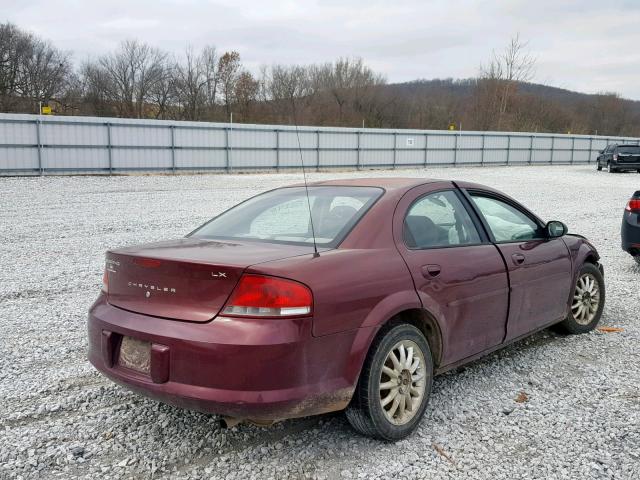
left=617, top=145, right=640, bottom=154
left=190, top=186, right=383, bottom=247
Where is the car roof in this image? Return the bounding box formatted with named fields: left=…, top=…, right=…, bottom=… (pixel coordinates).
left=303, top=177, right=445, bottom=190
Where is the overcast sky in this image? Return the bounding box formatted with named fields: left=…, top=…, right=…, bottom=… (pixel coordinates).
left=4, top=0, right=640, bottom=99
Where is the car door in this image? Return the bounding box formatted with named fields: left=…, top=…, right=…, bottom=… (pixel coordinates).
left=394, top=183, right=510, bottom=366
left=465, top=190, right=573, bottom=341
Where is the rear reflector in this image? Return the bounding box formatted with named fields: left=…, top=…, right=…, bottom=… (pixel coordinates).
left=626, top=199, right=640, bottom=213
left=222, top=274, right=312, bottom=318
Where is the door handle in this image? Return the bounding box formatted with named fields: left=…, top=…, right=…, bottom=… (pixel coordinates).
left=512, top=253, right=525, bottom=265
left=421, top=264, right=441, bottom=277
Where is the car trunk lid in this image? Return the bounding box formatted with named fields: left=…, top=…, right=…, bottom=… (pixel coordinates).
left=105, top=238, right=312, bottom=322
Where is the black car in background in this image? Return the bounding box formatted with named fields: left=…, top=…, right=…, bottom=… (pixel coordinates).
left=622, top=191, right=640, bottom=265
left=597, top=144, right=640, bottom=173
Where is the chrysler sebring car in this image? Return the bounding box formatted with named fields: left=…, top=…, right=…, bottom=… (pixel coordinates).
left=88, top=178, right=605, bottom=440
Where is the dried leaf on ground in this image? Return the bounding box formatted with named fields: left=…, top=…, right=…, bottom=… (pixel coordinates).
left=432, top=443, right=456, bottom=465
left=515, top=391, right=529, bottom=403
left=597, top=326, right=624, bottom=333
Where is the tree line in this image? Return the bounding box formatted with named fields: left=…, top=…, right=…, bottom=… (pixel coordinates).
left=1, top=22, right=638, bottom=136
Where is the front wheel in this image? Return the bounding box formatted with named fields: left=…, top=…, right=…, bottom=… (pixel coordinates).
left=634, top=256, right=640, bottom=265
left=345, top=323, right=433, bottom=441
left=554, top=263, right=605, bottom=334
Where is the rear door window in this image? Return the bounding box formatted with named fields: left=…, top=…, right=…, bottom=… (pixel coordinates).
left=404, top=191, right=481, bottom=249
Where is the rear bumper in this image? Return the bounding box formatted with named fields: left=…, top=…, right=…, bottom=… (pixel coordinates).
left=88, top=295, right=373, bottom=421
left=612, top=162, right=640, bottom=170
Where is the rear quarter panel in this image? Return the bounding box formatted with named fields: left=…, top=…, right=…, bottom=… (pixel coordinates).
left=247, top=247, right=419, bottom=337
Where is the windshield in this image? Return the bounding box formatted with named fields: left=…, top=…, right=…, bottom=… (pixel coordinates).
left=190, top=186, right=383, bottom=247
left=618, top=145, right=640, bottom=154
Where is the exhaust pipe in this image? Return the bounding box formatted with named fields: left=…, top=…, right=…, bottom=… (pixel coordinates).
left=220, top=416, right=243, bottom=429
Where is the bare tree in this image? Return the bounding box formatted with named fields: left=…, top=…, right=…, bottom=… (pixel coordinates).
left=217, top=51, right=241, bottom=118
left=476, top=34, right=536, bottom=130
left=200, top=46, right=219, bottom=118
left=234, top=70, right=259, bottom=121
left=173, top=47, right=206, bottom=120
left=84, top=40, right=169, bottom=118
left=19, top=37, right=73, bottom=109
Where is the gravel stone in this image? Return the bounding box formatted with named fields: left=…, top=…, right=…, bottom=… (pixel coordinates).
left=1, top=165, right=639, bottom=479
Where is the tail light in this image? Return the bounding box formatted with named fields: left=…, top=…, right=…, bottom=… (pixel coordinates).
left=613, top=154, right=618, bottom=161
left=102, top=269, right=109, bottom=293
left=222, top=274, right=312, bottom=318
left=626, top=198, right=640, bottom=213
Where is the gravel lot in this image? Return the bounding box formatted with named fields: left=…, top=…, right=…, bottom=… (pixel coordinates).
left=1, top=165, right=639, bottom=480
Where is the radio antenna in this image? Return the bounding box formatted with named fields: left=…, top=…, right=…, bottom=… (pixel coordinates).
left=291, top=102, right=319, bottom=258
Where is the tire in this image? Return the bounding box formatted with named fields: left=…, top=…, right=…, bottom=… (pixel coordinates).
left=345, top=323, right=433, bottom=441
left=554, top=263, right=605, bottom=334
left=607, top=162, right=617, bottom=173
left=596, top=162, right=602, bottom=171
left=634, top=256, right=640, bottom=266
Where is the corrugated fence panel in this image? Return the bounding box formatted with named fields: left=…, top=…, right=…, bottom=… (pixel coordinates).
left=361, top=149, right=394, bottom=166
left=279, top=130, right=317, bottom=149
left=1, top=113, right=638, bottom=174
left=175, top=127, right=225, bottom=148
left=43, top=147, right=109, bottom=170
left=41, top=122, right=107, bottom=146
left=0, top=120, right=36, bottom=145
left=112, top=125, right=171, bottom=147
left=279, top=149, right=317, bottom=168
left=0, top=146, right=38, bottom=171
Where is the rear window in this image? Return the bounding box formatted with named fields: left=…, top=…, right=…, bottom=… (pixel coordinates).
left=190, top=186, right=382, bottom=247
left=617, top=145, right=640, bottom=154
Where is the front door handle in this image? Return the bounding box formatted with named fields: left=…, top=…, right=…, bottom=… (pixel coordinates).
left=421, top=264, right=441, bottom=277
left=512, top=253, right=525, bottom=265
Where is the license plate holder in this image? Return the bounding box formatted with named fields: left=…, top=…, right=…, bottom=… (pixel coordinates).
left=118, top=336, right=151, bottom=374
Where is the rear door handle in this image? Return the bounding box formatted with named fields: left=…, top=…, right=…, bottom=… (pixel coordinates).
left=512, top=253, right=525, bottom=265
left=421, top=264, right=441, bottom=277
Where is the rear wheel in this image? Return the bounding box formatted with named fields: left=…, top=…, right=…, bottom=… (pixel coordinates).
left=345, top=323, right=433, bottom=441
left=596, top=162, right=602, bottom=171
left=607, top=162, right=617, bottom=173
left=554, top=263, right=605, bottom=334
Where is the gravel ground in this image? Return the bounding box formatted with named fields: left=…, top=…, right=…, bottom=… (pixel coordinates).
left=1, top=165, right=639, bottom=480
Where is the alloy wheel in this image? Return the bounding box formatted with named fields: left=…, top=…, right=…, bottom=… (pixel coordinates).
left=379, top=340, right=426, bottom=425
left=571, top=273, right=601, bottom=325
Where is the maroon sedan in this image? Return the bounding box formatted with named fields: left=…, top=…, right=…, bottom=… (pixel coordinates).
left=88, top=178, right=605, bottom=440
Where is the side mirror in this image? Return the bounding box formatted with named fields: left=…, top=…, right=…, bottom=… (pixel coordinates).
left=546, top=220, right=567, bottom=238
left=599, top=150, right=604, bottom=154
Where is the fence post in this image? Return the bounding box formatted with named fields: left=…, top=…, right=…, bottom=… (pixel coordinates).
left=424, top=133, right=429, bottom=168
left=275, top=129, right=280, bottom=171
left=392, top=132, right=397, bottom=169
left=36, top=118, right=43, bottom=175
left=356, top=130, right=361, bottom=170
left=316, top=130, right=320, bottom=171
left=170, top=125, right=176, bottom=173
left=570, top=137, right=575, bottom=165
left=506, top=135, right=511, bottom=165
left=453, top=133, right=458, bottom=166
left=550, top=136, right=555, bottom=164
left=225, top=125, right=230, bottom=172
left=528, top=135, right=533, bottom=164
left=588, top=137, right=593, bottom=164
left=480, top=133, right=485, bottom=166
left=106, top=122, right=113, bottom=175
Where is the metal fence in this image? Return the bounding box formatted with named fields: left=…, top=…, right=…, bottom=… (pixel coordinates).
left=1, top=113, right=638, bottom=175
